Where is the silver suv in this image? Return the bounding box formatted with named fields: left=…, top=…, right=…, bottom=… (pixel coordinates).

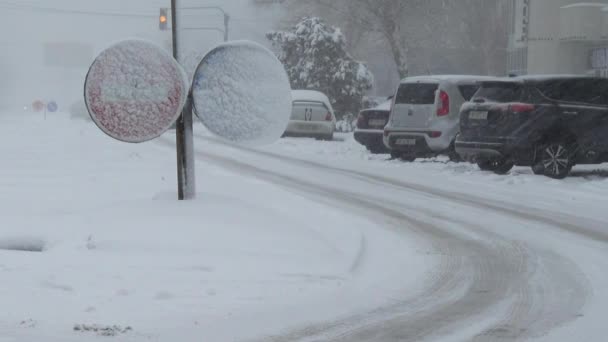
left=384, top=75, right=496, bottom=161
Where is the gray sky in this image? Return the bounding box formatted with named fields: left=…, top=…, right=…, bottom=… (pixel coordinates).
left=0, top=0, right=277, bottom=108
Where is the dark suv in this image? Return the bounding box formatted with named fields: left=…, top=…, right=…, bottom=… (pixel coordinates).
left=456, top=76, right=608, bottom=179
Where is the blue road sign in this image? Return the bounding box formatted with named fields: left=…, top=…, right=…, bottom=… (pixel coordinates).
left=47, top=101, right=58, bottom=113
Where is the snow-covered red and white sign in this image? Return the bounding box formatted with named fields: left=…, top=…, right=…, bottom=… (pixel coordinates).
left=84, top=40, right=188, bottom=143
left=32, top=100, right=45, bottom=113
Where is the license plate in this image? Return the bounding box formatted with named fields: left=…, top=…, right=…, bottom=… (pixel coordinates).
left=368, top=119, right=386, bottom=127
left=469, top=111, right=488, bottom=120
left=396, top=138, right=416, bottom=146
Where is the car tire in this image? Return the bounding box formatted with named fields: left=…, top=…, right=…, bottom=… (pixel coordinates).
left=447, top=142, right=462, bottom=162
left=477, top=158, right=514, bottom=174
left=317, top=133, right=333, bottom=141
left=531, top=162, right=545, bottom=175
left=447, top=150, right=462, bottom=163
left=539, top=141, right=574, bottom=179
left=368, top=146, right=386, bottom=154
left=400, top=154, right=417, bottom=162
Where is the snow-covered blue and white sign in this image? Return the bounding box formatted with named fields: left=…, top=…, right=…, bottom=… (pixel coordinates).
left=84, top=40, right=188, bottom=143
left=192, top=41, right=292, bottom=145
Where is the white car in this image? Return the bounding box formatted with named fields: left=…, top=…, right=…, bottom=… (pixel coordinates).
left=284, top=90, right=336, bottom=141
left=384, top=75, right=496, bottom=161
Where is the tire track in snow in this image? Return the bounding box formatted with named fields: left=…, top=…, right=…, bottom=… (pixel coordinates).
left=158, top=137, right=589, bottom=341
left=193, top=134, right=608, bottom=244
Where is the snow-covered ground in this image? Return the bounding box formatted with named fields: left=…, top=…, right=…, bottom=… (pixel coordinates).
left=2, top=112, right=608, bottom=341
left=0, top=113, right=430, bottom=341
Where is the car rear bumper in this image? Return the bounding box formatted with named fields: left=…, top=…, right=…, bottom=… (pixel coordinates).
left=383, top=130, right=449, bottom=155
left=354, top=129, right=388, bottom=151
left=455, top=136, right=535, bottom=164
left=284, top=120, right=334, bottom=137
left=454, top=140, right=506, bottom=159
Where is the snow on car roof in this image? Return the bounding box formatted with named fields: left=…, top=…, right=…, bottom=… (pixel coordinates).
left=562, top=3, right=608, bottom=9
left=480, top=75, right=595, bottom=84
left=361, top=101, right=391, bottom=112
left=516, top=74, right=594, bottom=81
left=291, top=90, right=333, bottom=111
left=400, top=75, right=498, bottom=84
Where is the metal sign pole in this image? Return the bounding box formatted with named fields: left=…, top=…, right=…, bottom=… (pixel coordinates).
left=172, top=0, right=196, bottom=200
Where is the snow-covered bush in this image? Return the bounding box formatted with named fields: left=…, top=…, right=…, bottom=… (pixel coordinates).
left=267, top=17, right=374, bottom=116
left=336, top=113, right=357, bottom=133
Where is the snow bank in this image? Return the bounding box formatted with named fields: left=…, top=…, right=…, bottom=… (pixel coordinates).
left=84, top=39, right=188, bottom=143
left=192, top=41, right=292, bottom=145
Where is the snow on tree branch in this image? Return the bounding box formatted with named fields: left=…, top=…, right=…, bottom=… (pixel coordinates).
left=267, top=17, right=373, bottom=116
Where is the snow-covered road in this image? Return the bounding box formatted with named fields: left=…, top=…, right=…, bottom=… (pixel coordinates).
left=179, top=132, right=608, bottom=341
left=1, top=113, right=608, bottom=341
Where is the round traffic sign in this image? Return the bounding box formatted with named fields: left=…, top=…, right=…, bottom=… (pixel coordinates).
left=47, top=101, right=58, bottom=113
left=192, top=41, right=292, bottom=145
left=84, top=40, right=188, bottom=143
left=32, top=100, right=45, bottom=112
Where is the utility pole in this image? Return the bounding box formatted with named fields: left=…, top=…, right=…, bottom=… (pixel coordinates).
left=172, top=0, right=196, bottom=200
left=223, top=13, right=230, bottom=42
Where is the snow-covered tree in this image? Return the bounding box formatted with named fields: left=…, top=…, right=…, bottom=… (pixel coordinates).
left=266, top=17, right=374, bottom=116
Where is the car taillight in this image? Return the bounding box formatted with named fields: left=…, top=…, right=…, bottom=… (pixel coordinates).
left=509, top=103, right=535, bottom=113
left=428, top=131, right=442, bottom=138
left=437, top=90, right=450, bottom=116
left=325, top=112, right=333, bottom=121
left=356, top=113, right=364, bottom=127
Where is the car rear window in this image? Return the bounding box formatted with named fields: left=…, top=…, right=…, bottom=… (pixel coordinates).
left=292, top=101, right=328, bottom=110
left=458, top=85, right=481, bottom=101
left=536, top=79, right=608, bottom=105
left=395, top=83, right=438, bottom=105
left=473, top=82, right=523, bottom=102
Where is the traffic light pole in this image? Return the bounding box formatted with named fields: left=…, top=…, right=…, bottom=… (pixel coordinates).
left=172, top=0, right=196, bottom=200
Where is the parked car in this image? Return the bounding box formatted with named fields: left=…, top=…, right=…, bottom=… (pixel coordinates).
left=455, top=75, right=608, bottom=179
left=284, top=90, right=336, bottom=140
left=354, top=100, right=391, bottom=154
left=383, top=75, right=495, bottom=161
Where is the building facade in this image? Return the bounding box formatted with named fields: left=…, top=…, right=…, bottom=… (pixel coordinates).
left=507, top=0, right=608, bottom=76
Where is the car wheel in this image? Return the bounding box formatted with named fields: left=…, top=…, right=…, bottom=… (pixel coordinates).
left=447, top=142, right=462, bottom=162
left=368, top=146, right=385, bottom=154
left=539, top=141, right=573, bottom=179
left=448, top=151, right=462, bottom=163
left=477, top=158, right=514, bottom=174
left=531, top=162, right=545, bottom=175
left=400, top=154, right=417, bottom=162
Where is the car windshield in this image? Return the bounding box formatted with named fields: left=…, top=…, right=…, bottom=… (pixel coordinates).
left=2, top=1, right=607, bottom=341
left=395, top=83, right=438, bottom=104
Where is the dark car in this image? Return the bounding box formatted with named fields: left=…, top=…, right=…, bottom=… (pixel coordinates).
left=354, top=101, right=391, bottom=154
left=456, top=75, right=608, bottom=179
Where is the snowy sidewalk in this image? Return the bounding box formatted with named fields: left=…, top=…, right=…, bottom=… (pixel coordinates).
left=0, top=113, right=428, bottom=341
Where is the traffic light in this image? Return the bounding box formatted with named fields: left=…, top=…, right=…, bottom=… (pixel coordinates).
left=159, top=8, right=169, bottom=30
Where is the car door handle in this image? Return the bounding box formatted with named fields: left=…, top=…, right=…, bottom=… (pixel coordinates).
left=563, top=111, right=578, bottom=115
